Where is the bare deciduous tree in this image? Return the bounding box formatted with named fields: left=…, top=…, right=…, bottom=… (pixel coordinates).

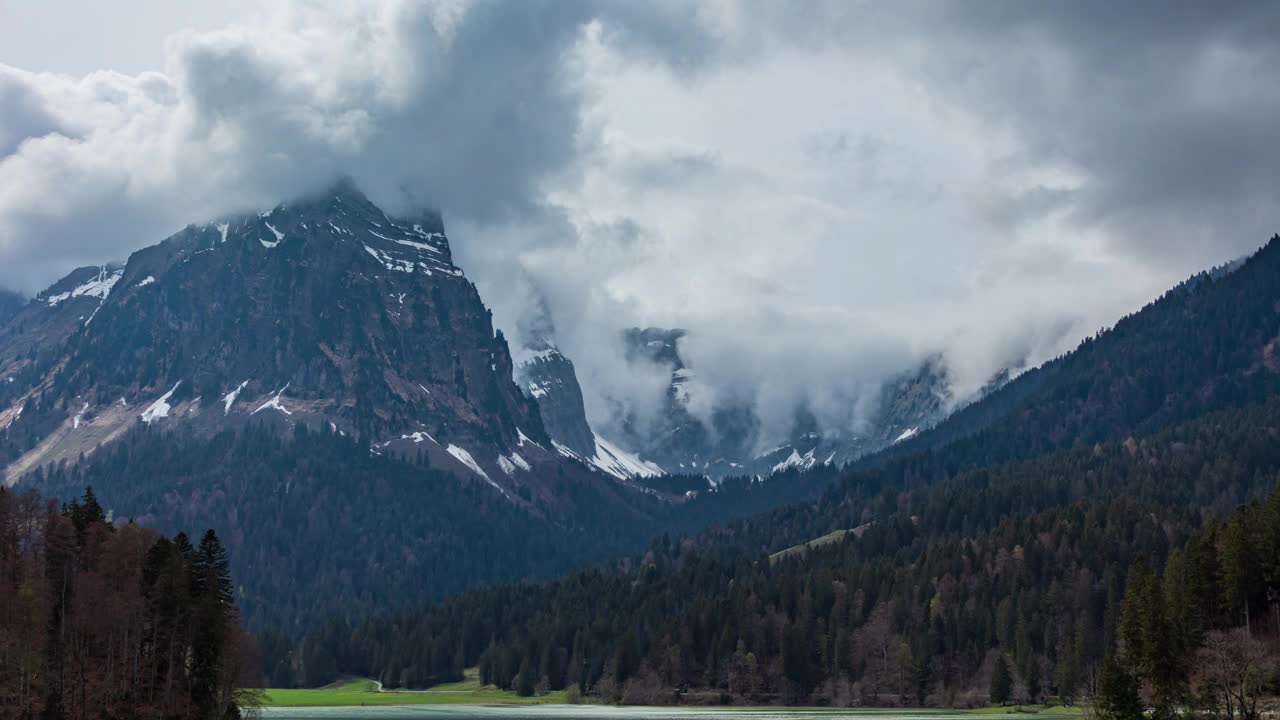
left=1193, top=628, right=1276, bottom=720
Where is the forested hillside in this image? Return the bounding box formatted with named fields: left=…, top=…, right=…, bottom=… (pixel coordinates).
left=299, top=397, right=1280, bottom=703
left=0, top=487, right=259, bottom=719
left=873, top=236, right=1280, bottom=472
left=690, top=236, right=1280, bottom=562
left=27, top=422, right=842, bottom=678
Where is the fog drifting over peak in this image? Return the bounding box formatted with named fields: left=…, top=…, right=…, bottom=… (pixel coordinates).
left=1, top=0, right=1277, bottom=449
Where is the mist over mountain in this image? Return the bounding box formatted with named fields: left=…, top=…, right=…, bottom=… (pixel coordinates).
left=5, top=2, right=1277, bottom=463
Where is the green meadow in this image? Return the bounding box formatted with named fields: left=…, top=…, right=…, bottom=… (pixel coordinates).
left=261, top=670, right=571, bottom=707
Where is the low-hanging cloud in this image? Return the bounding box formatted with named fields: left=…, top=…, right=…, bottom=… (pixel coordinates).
left=1, top=0, right=1277, bottom=451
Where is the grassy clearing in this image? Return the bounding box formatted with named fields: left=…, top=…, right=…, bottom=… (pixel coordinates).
left=260, top=668, right=570, bottom=707
left=770, top=528, right=859, bottom=563
left=259, top=671, right=1084, bottom=713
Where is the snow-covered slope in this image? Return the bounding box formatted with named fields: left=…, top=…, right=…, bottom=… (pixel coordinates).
left=550, top=434, right=665, bottom=482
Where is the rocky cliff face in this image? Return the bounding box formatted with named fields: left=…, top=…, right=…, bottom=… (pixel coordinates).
left=515, top=342, right=596, bottom=459
left=0, top=181, right=571, bottom=491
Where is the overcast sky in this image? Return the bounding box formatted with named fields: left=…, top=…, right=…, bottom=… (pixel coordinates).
left=2, top=1, right=1277, bottom=445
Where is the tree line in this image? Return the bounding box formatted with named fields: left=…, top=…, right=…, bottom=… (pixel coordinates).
left=0, top=486, right=260, bottom=719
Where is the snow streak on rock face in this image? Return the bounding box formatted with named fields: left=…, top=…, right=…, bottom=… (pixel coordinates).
left=44, top=267, right=122, bottom=307
left=589, top=436, right=664, bottom=479
left=223, top=380, right=249, bottom=415
left=140, top=382, right=181, bottom=425
left=550, top=435, right=664, bottom=482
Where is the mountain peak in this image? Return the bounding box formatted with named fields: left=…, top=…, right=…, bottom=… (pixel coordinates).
left=327, top=175, right=366, bottom=201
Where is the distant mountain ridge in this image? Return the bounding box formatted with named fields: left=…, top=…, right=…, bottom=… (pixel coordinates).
left=544, top=327, right=965, bottom=480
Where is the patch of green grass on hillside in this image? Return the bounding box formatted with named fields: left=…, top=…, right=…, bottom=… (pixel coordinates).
left=259, top=668, right=570, bottom=707
left=769, top=528, right=856, bottom=563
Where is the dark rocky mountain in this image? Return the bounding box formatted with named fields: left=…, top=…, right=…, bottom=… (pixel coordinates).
left=0, top=181, right=594, bottom=495
left=514, top=341, right=596, bottom=458
left=514, top=338, right=665, bottom=482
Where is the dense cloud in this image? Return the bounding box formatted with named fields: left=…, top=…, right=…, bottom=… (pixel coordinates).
left=1, top=1, right=1276, bottom=449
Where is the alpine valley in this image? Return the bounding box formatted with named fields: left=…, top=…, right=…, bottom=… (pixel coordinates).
left=4, top=180, right=1280, bottom=709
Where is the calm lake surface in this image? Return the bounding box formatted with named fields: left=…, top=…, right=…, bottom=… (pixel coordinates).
left=259, top=708, right=1021, bottom=720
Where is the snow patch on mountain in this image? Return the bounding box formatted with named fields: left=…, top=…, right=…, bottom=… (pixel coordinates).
left=771, top=448, right=818, bottom=474
left=447, top=444, right=511, bottom=499
left=497, top=453, right=533, bottom=476
left=363, top=244, right=416, bottom=273
left=892, top=427, right=920, bottom=444
left=497, top=455, right=516, bottom=475
left=517, top=428, right=542, bottom=449
left=395, top=238, right=441, bottom=253
left=591, top=437, right=664, bottom=479
left=446, top=444, right=489, bottom=481
left=252, top=385, right=292, bottom=415
left=223, top=380, right=249, bottom=415
left=140, top=382, right=181, bottom=424
left=554, top=435, right=664, bottom=481
left=508, top=452, right=531, bottom=471
left=46, top=267, right=122, bottom=306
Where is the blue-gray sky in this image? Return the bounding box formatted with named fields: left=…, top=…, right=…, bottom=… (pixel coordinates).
left=1, top=0, right=1276, bottom=443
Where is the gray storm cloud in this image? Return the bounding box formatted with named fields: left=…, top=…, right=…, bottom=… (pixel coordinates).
left=0, top=0, right=1276, bottom=451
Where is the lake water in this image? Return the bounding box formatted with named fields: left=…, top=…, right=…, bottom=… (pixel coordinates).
left=259, top=708, right=1016, bottom=720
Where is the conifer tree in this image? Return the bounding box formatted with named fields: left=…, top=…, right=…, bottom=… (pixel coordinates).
left=990, top=654, right=1013, bottom=705
left=191, top=530, right=235, bottom=719
left=1096, top=655, right=1143, bottom=720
